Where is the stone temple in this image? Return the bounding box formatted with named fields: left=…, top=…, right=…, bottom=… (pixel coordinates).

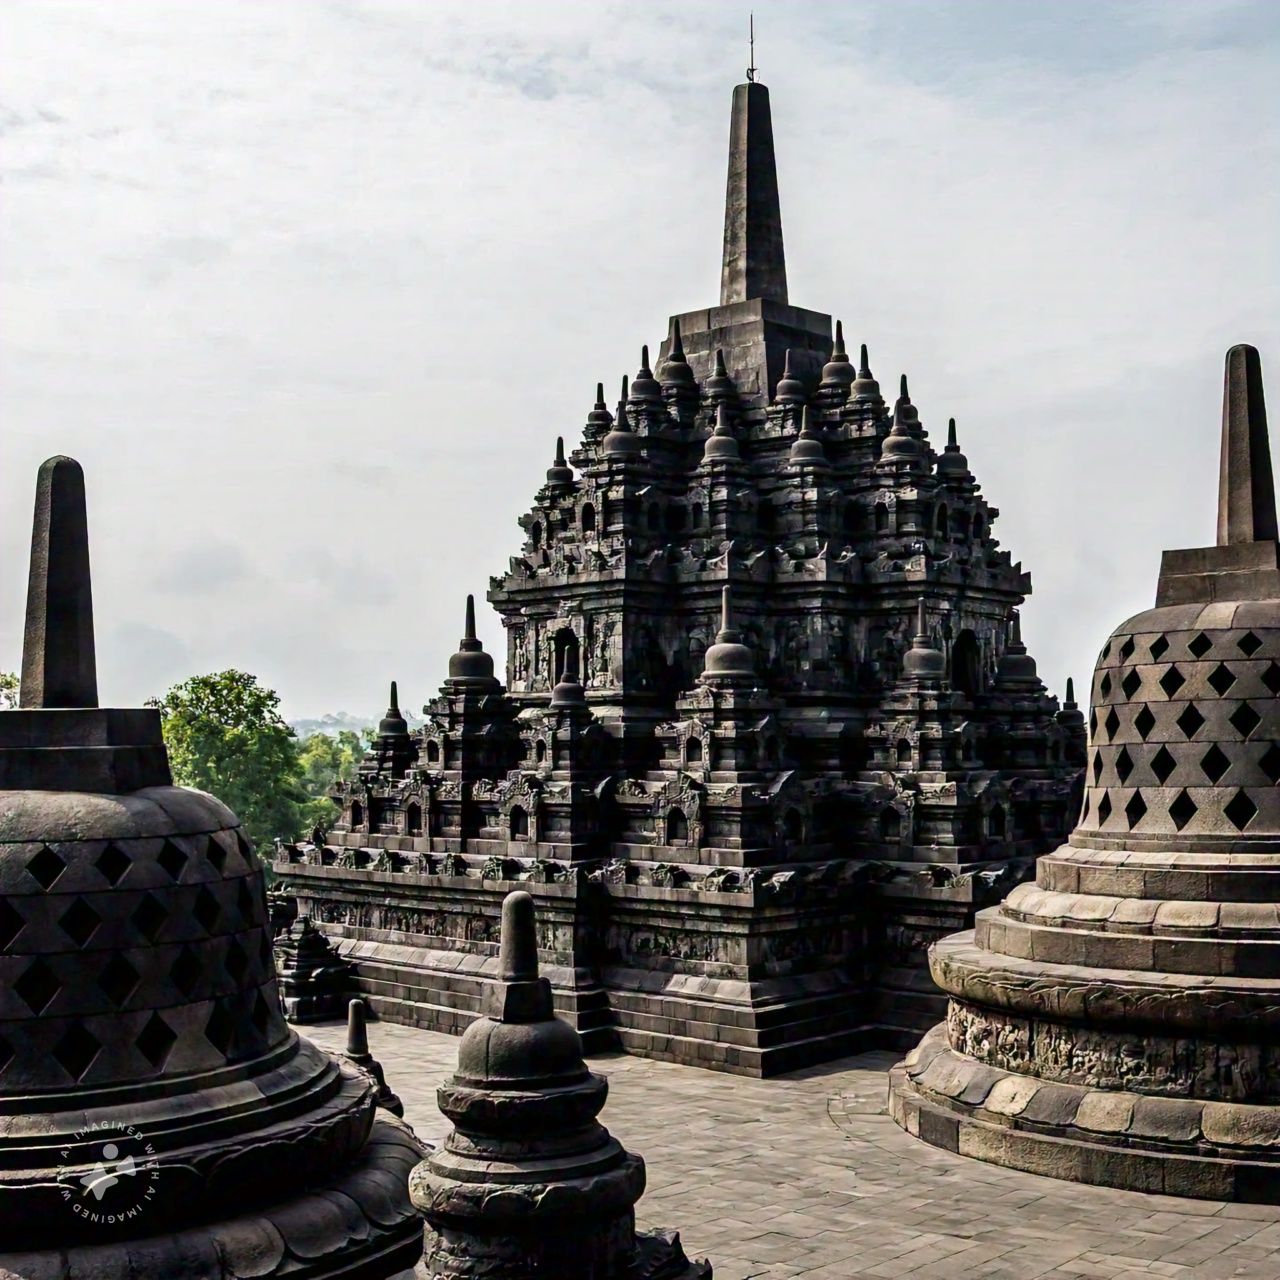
left=275, top=76, right=1084, bottom=1076
left=890, top=345, right=1280, bottom=1199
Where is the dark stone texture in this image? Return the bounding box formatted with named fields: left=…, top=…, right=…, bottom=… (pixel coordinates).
left=409, top=891, right=711, bottom=1278
left=891, top=346, right=1280, bottom=1199
left=720, top=82, right=786, bottom=308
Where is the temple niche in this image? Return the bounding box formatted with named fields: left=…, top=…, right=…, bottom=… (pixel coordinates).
left=891, top=346, right=1280, bottom=1198
left=275, top=75, right=1083, bottom=1076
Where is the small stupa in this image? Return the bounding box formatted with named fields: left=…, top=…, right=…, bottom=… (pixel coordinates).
left=0, top=458, right=424, bottom=1275
left=409, top=890, right=711, bottom=1278
left=890, top=346, right=1280, bottom=1199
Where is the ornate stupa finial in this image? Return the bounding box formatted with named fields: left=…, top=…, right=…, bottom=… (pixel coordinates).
left=880, top=373, right=926, bottom=462
left=704, top=400, right=742, bottom=462
left=994, top=608, right=1040, bottom=685
left=545, top=435, right=575, bottom=487
left=377, top=679, right=410, bottom=738
left=1056, top=673, right=1086, bottom=730
left=585, top=380, right=614, bottom=438
left=447, top=593, right=499, bottom=687
left=630, top=344, right=663, bottom=405
left=819, top=319, right=855, bottom=395
left=409, top=890, right=710, bottom=1276
left=344, top=998, right=404, bottom=1117
left=789, top=404, right=827, bottom=466
left=549, top=639, right=588, bottom=709
left=660, top=317, right=698, bottom=395
left=603, top=375, right=642, bottom=458
left=21, top=455, right=98, bottom=709
left=849, top=341, right=883, bottom=407
left=774, top=347, right=805, bottom=405
left=699, top=585, right=756, bottom=684
left=936, top=415, right=971, bottom=479
left=1218, top=344, right=1277, bottom=545
left=902, top=598, right=946, bottom=682
left=705, top=347, right=738, bottom=403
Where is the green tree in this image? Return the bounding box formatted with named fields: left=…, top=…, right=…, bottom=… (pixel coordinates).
left=149, top=670, right=307, bottom=857
left=0, top=671, right=18, bottom=709
left=296, top=728, right=365, bottom=830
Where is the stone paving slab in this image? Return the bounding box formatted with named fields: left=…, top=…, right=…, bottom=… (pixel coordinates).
left=303, top=1022, right=1280, bottom=1280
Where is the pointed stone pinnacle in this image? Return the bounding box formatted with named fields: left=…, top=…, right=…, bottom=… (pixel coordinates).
left=900, top=374, right=909, bottom=400
left=860, top=343, right=871, bottom=377
left=641, top=344, right=651, bottom=373
left=670, top=317, right=685, bottom=360
left=555, top=436, right=566, bottom=465
left=948, top=418, right=958, bottom=448
left=622, top=373, right=629, bottom=401
left=499, top=890, right=540, bottom=984
left=346, top=998, right=370, bottom=1058
left=834, top=320, right=845, bottom=355
left=1011, top=611, right=1023, bottom=645
left=916, top=599, right=929, bottom=641
left=21, top=455, right=98, bottom=709
left=783, top=348, right=795, bottom=378
left=717, top=402, right=731, bottom=431
left=1066, top=676, right=1076, bottom=704
left=389, top=680, right=399, bottom=713
left=715, top=349, right=729, bottom=377
left=721, top=80, right=787, bottom=305
left=1217, top=344, right=1277, bottom=545
left=721, top=584, right=733, bottom=633
left=465, top=594, right=477, bottom=642
left=596, top=381, right=605, bottom=406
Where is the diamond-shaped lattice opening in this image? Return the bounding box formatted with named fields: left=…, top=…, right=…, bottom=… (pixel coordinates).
left=1081, top=793, right=1090, bottom=822
left=259, top=932, right=273, bottom=967
left=1092, top=752, right=1104, bottom=784
left=1115, top=746, right=1135, bottom=784
left=1176, top=704, right=1206, bottom=738
left=0, top=899, right=25, bottom=951
left=132, top=894, right=168, bottom=943
left=1104, top=708, right=1121, bottom=741
left=1089, top=709, right=1098, bottom=739
left=53, top=1024, right=101, bottom=1081
left=1188, top=632, right=1214, bottom=659
left=0, top=1035, right=13, bottom=1075
left=1124, top=790, right=1148, bottom=830
left=172, top=945, right=202, bottom=997
left=1263, top=662, right=1280, bottom=696
left=206, top=835, right=228, bottom=875
left=14, top=958, right=60, bottom=1014
left=1160, top=666, right=1187, bottom=698
left=236, top=878, right=256, bottom=924
left=1238, top=631, right=1264, bottom=657
left=94, top=842, right=131, bottom=887
left=1118, top=637, right=1135, bottom=662
left=1151, top=745, right=1178, bottom=784
left=1260, top=743, right=1280, bottom=785
left=236, top=832, right=254, bottom=860
left=1121, top=669, right=1143, bottom=700
left=1102, top=640, right=1112, bottom=659
left=1200, top=743, right=1232, bottom=784
left=1149, top=635, right=1170, bottom=662
left=59, top=898, right=101, bottom=949
left=205, top=1002, right=235, bottom=1056
left=225, top=939, right=249, bottom=984
left=193, top=887, right=221, bottom=934
left=251, top=991, right=272, bottom=1036
left=1169, top=788, right=1198, bottom=831
left=1207, top=662, right=1238, bottom=696
left=1134, top=706, right=1157, bottom=741
left=1100, top=672, right=1113, bottom=699
left=1224, top=789, right=1258, bottom=832
left=98, top=953, right=140, bottom=1007
left=26, top=845, right=66, bottom=890
left=1230, top=703, right=1262, bottom=739
left=136, top=1012, right=177, bottom=1069
left=157, top=840, right=189, bottom=881
left=1097, top=791, right=1113, bottom=825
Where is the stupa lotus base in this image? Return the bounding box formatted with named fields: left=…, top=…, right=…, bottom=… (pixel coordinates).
left=889, top=1025, right=1280, bottom=1201
left=0, top=1117, right=427, bottom=1280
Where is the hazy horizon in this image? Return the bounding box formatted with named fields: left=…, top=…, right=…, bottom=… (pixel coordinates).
left=3, top=0, right=1278, bottom=718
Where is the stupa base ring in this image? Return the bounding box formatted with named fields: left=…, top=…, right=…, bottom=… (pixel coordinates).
left=888, top=1025, right=1280, bottom=1202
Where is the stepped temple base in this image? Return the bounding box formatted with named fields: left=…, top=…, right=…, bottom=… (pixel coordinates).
left=889, top=1024, right=1280, bottom=1201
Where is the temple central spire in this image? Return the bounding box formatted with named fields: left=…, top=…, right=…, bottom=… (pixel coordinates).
left=1217, top=343, right=1277, bottom=545
left=720, top=80, right=787, bottom=306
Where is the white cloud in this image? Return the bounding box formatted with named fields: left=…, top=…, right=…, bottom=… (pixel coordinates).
left=1, top=0, right=1277, bottom=715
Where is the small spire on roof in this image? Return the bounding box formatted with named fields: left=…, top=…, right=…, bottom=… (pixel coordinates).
left=704, top=400, right=741, bottom=462
left=789, top=404, right=827, bottom=466
left=631, top=345, right=662, bottom=404
left=1218, top=344, right=1277, bottom=545
left=545, top=434, right=574, bottom=487
left=775, top=348, right=805, bottom=405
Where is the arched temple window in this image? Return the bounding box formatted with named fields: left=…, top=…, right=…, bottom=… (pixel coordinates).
left=350, top=800, right=364, bottom=829
left=952, top=629, right=982, bottom=700
left=936, top=504, right=949, bottom=537
left=879, top=807, right=901, bottom=843
left=989, top=805, right=1007, bottom=840
left=896, top=739, right=913, bottom=767
left=667, top=808, right=689, bottom=844
left=405, top=802, right=423, bottom=836
left=686, top=736, right=704, bottom=764
left=553, top=628, right=580, bottom=684
left=581, top=502, right=596, bottom=534
left=530, top=520, right=543, bottom=549
left=783, top=809, right=803, bottom=844
left=426, top=740, right=441, bottom=764
left=510, top=806, right=529, bottom=840
left=874, top=503, right=890, bottom=534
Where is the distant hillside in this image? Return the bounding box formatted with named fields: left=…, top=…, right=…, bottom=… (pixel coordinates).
left=290, top=709, right=423, bottom=739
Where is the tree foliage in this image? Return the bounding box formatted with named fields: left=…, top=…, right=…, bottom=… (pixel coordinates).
left=0, top=671, right=18, bottom=710
left=296, top=728, right=365, bottom=830
left=149, top=670, right=308, bottom=855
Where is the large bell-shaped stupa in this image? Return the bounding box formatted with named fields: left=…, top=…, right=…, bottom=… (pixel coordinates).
left=890, top=345, right=1280, bottom=1199
left=0, top=458, right=424, bottom=1274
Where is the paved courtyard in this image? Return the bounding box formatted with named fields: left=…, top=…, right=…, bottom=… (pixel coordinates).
left=304, top=1021, right=1280, bottom=1280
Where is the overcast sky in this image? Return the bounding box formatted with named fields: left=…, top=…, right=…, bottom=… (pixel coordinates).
left=3, top=0, right=1278, bottom=720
